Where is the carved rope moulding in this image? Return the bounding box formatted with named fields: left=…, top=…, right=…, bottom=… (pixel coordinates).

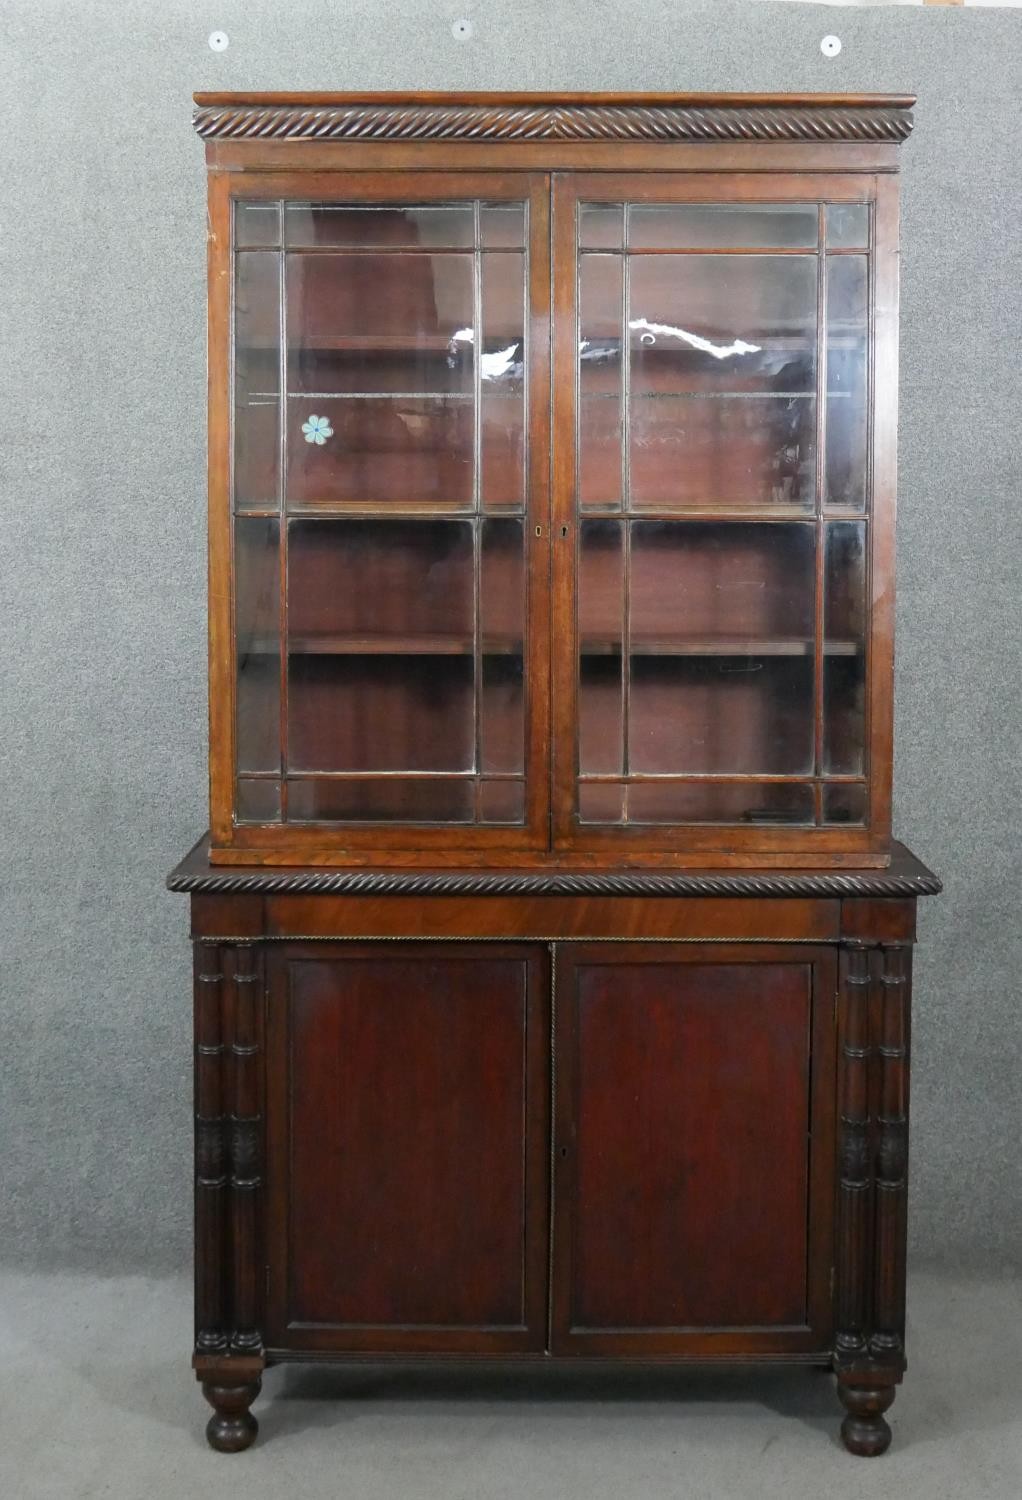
left=193, top=102, right=914, bottom=144
left=168, top=868, right=942, bottom=897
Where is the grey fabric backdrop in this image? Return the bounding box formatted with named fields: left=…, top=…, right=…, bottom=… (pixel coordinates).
left=1, top=1, right=1019, bottom=1274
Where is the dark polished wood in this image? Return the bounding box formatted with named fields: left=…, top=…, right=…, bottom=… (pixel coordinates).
left=178, top=91, right=937, bottom=1456
left=264, top=943, right=550, bottom=1351
left=552, top=944, right=835, bottom=1353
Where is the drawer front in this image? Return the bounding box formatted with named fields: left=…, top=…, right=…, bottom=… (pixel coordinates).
left=551, top=942, right=837, bottom=1356
left=265, top=942, right=550, bottom=1353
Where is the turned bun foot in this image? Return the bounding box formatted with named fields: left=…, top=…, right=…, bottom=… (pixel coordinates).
left=838, top=1382, right=895, bottom=1457
left=202, top=1377, right=262, bottom=1453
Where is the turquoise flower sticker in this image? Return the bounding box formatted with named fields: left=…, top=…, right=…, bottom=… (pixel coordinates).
left=301, top=414, right=333, bottom=445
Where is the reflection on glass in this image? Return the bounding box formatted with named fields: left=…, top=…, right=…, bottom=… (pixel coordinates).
left=628, top=255, right=817, bottom=509
left=822, top=783, right=867, bottom=825
left=480, top=519, right=525, bottom=776
left=234, top=252, right=280, bottom=511
left=579, top=204, right=624, bottom=250
left=284, top=204, right=475, bottom=248
left=629, top=256, right=817, bottom=391
left=478, top=780, right=525, bottom=823
left=627, top=781, right=814, bottom=824
left=287, top=397, right=474, bottom=508
left=481, top=253, right=526, bottom=510
left=578, top=520, right=624, bottom=774
left=235, top=518, right=280, bottom=775
left=629, top=204, right=818, bottom=251
left=630, top=657, right=814, bottom=776
left=630, top=395, right=816, bottom=509
left=826, top=256, right=868, bottom=509
left=288, top=776, right=475, bottom=822
left=287, top=252, right=474, bottom=395
left=630, top=522, right=815, bottom=646
left=236, top=201, right=281, bottom=249
left=237, top=777, right=281, bottom=823
left=578, top=254, right=623, bottom=509
left=289, top=655, right=474, bottom=774
left=480, top=203, right=525, bottom=249
left=288, top=519, right=474, bottom=650
left=578, top=782, right=625, bottom=823
left=825, top=203, right=869, bottom=250
left=824, top=520, right=867, bottom=777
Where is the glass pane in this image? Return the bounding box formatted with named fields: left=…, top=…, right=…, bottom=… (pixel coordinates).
left=478, top=779, right=525, bottom=823
left=630, top=658, right=814, bottom=776
left=629, top=255, right=817, bottom=509
left=234, top=252, right=280, bottom=512
left=480, top=204, right=525, bottom=249
left=578, top=520, right=624, bottom=775
left=287, top=396, right=473, bottom=509
left=826, top=256, right=869, bottom=510
left=823, top=783, right=867, bottom=825
left=284, top=203, right=474, bottom=248
left=237, top=777, right=281, bottom=822
left=630, top=522, right=815, bottom=650
left=578, top=255, right=623, bottom=510
left=288, top=518, right=473, bottom=653
left=824, top=521, right=867, bottom=776
left=629, top=204, right=818, bottom=251
left=289, top=656, right=474, bottom=775
left=287, top=519, right=475, bottom=774
left=481, top=252, right=526, bottom=511
left=625, top=523, right=815, bottom=778
left=234, top=518, right=280, bottom=775
left=480, top=519, right=525, bottom=776
left=627, top=781, right=814, bottom=824
left=288, top=777, right=475, bottom=823
left=578, top=783, right=625, bottom=823
left=630, top=395, right=816, bottom=511
left=826, top=204, right=869, bottom=250
left=287, top=252, right=473, bottom=396
left=579, top=204, right=623, bottom=250
left=236, top=201, right=280, bottom=249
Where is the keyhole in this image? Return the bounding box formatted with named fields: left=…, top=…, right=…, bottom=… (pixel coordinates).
left=560, top=525, right=569, bottom=538
left=559, top=1146, right=569, bottom=1158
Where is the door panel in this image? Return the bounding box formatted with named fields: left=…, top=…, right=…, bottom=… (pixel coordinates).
left=218, top=171, right=552, bottom=857
left=552, top=171, right=891, bottom=859
left=266, top=942, right=550, bottom=1352
left=551, top=943, right=836, bottom=1355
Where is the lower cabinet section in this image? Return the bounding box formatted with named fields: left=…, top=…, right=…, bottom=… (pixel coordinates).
left=262, top=940, right=834, bottom=1357
left=190, top=920, right=918, bottom=1458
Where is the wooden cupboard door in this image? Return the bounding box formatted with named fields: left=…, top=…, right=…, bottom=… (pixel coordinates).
left=551, top=943, right=837, bottom=1355
left=265, top=942, right=550, bottom=1352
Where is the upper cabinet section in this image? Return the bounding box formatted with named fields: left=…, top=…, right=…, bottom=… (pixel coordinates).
left=198, top=93, right=913, bottom=868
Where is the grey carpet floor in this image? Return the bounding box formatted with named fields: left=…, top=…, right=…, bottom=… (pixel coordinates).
left=0, top=1270, right=1018, bottom=1499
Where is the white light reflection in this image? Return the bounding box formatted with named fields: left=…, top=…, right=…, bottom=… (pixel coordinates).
left=449, top=328, right=521, bottom=381
left=579, top=321, right=762, bottom=362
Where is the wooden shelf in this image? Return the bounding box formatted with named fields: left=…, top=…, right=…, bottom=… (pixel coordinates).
left=582, top=636, right=859, bottom=658
left=240, top=634, right=859, bottom=659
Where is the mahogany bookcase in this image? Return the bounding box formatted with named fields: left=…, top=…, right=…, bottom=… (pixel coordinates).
left=170, top=92, right=940, bottom=1457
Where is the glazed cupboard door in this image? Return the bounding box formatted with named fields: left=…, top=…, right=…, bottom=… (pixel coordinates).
left=265, top=943, right=551, bottom=1352
left=550, top=944, right=837, bottom=1354
left=211, top=173, right=551, bottom=858
left=551, top=174, right=897, bottom=864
